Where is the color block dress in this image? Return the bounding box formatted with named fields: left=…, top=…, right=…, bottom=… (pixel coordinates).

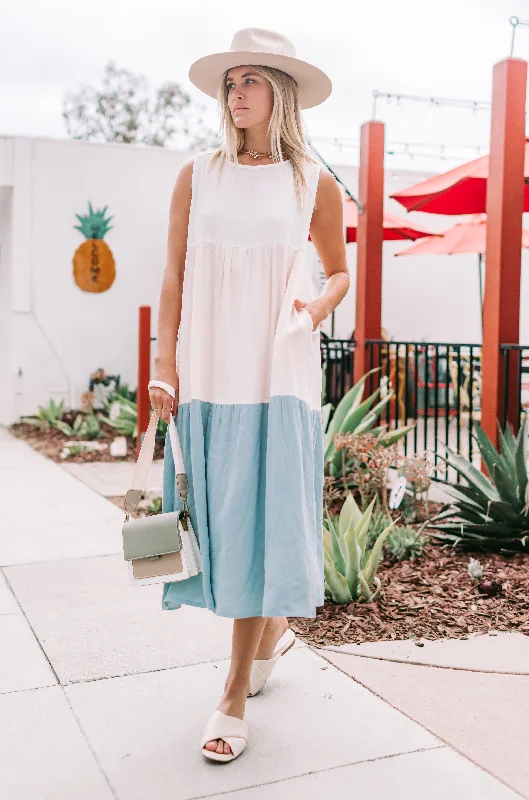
left=161, top=150, right=324, bottom=619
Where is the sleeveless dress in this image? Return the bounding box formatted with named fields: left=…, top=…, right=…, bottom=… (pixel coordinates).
left=160, top=150, right=325, bottom=619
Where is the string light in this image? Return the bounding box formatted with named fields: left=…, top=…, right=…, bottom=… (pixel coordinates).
left=310, top=135, right=488, bottom=164
left=372, top=89, right=491, bottom=118
left=510, top=16, right=529, bottom=57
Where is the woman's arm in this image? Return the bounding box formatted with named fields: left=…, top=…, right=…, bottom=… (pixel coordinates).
left=149, top=156, right=194, bottom=424
left=297, top=168, right=350, bottom=330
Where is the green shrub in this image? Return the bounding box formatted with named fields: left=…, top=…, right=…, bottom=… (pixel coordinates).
left=428, top=414, right=529, bottom=553
left=385, top=523, right=429, bottom=561
left=20, top=398, right=71, bottom=433
left=323, top=492, right=397, bottom=603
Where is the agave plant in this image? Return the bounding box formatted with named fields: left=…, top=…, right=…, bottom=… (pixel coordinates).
left=20, top=398, right=73, bottom=435
left=428, top=414, right=529, bottom=553
left=66, top=412, right=103, bottom=440
left=101, top=394, right=138, bottom=437
left=101, top=391, right=168, bottom=439
left=323, top=368, right=414, bottom=478
left=323, top=492, right=397, bottom=603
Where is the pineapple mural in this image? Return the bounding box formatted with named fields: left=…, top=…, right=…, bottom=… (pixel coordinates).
left=73, top=202, right=116, bottom=292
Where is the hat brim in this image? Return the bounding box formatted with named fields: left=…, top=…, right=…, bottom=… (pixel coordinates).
left=188, top=51, right=332, bottom=109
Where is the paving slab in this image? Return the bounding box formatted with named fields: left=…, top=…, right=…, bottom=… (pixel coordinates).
left=62, top=459, right=164, bottom=496
left=0, top=430, right=123, bottom=566
left=3, top=553, right=236, bottom=683
left=223, top=747, right=521, bottom=800
left=0, top=686, right=114, bottom=800
left=0, top=612, right=57, bottom=693
left=64, top=645, right=440, bottom=800
left=0, top=572, right=19, bottom=615
left=319, top=630, right=529, bottom=674
left=0, top=519, right=124, bottom=567
left=318, top=647, right=529, bottom=799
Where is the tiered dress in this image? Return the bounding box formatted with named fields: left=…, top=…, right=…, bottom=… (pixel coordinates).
left=161, top=150, right=325, bottom=618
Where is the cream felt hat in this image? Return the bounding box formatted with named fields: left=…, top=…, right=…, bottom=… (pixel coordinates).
left=188, top=27, right=332, bottom=110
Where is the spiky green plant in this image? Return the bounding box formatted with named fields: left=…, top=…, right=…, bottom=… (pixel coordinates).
left=428, top=414, right=529, bottom=553
left=101, top=395, right=138, bottom=438
left=20, top=399, right=72, bottom=435
left=385, top=523, right=429, bottom=561
left=101, top=391, right=168, bottom=439
left=365, top=494, right=394, bottom=549
left=146, top=497, right=163, bottom=515
left=323, top=493, right=397, bottom=603
left=323, top=368, right=414, bottom=478
left=69, top=412, right=103, bottom=440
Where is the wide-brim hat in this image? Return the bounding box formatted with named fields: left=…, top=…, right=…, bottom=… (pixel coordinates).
left=188, top=27, right=332, bottom=110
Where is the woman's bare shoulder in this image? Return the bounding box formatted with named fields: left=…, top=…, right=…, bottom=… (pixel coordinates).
left=174, top=150, right=216, bottom=190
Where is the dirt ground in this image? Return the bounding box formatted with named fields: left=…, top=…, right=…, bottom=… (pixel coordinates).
left=290, top=539, right=529, bottom=646
left=8, top=419, right=165, bottom=462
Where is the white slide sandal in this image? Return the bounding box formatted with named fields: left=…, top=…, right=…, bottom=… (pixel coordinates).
left=247, top=627, right=296, bottom=697
left=200, top=709, right=249, bottom=763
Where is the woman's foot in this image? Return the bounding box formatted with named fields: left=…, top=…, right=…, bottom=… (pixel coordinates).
left=203, top=684, right=248, bottom=756
left=205, top=618, right=290, bottom=755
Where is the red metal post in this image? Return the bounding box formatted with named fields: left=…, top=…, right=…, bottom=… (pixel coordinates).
left=354, top=121, right=385, bottom=392
left=481, top=58, right=527, bottom=453
left=137, top=305, right=151, bottom=454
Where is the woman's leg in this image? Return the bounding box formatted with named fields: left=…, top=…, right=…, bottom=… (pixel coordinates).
left=204, top=615, right=290, bottom=755
left=254, top=616, right=289, bottom=659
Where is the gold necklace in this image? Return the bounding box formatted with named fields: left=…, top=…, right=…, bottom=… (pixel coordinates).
left=240, top=148, right=275, bottom=160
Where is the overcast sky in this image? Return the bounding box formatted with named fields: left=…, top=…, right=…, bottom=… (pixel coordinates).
left=1, top=0, right=528, bottom=171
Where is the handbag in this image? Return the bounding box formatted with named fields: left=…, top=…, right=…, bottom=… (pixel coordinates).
left=122, top=389, right=202, bottom=587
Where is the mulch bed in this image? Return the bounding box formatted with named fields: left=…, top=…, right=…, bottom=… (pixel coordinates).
left=291, top=531, right=529, bottom=647
left=8, top=418, right=165, bottom=463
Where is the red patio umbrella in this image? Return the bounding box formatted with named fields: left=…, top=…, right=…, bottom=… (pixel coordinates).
left=395, top=213, right=529, bottom=337
left=343, top=200, right=439, bottom=242
left=308, top=198, right=438, bottom=243
left=390, top=137, right=529, bottom=215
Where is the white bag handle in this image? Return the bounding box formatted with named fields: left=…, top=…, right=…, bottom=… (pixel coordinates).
left=124, top=381, right=186, bottom=516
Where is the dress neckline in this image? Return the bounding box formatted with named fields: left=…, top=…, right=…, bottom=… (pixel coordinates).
left=227, top=158, right=291, bottom=170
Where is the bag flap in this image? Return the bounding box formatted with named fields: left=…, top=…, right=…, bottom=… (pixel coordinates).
left=122, top=511, right=182, bottom=560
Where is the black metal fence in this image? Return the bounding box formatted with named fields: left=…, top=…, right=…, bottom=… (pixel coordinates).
left=364, top=340, right=483, bottom=481
left=320, top=336, right=529, bottom=481
left=500, top=344, right=529, bottom=431
left=320, top=335, right=356, bottom=408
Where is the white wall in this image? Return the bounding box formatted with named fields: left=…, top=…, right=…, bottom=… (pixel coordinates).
left=1, top=134, right=528, bottom=424
left=1, top=135, right=191, bottom=424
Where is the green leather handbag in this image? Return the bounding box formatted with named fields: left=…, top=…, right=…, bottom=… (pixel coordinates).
left=122, top=406, right=201, bottom=586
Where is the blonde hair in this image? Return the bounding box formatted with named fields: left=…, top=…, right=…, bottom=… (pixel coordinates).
left=206, top=64, right=319, bottom=212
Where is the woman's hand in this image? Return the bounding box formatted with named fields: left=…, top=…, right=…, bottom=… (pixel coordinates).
left=293, top=297, right=328, bottom=332
left=149, top=366, right=179, bottom=424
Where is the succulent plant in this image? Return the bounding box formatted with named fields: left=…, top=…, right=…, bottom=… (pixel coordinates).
left=467, top=557, right=483, bottom=580
left=427, top=414, right=529, bottom=553
left=21, top=398, right=72, bottom=434
left=323, top=492, right=397, bottom=603
left=385, top=523, right=429, bottom=562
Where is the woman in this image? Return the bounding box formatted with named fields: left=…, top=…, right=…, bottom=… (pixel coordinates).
left=148, top=28, right=349, bottom=762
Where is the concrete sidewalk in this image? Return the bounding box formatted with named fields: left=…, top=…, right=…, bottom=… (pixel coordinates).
left=0, top=426, right=525, bottom=800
